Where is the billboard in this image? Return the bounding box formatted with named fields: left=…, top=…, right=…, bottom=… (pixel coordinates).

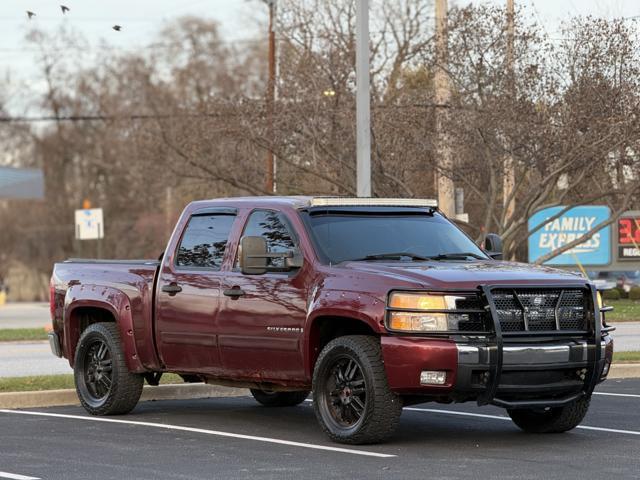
left=528, top=206, right=611, bottom=266
left=618, top=216, right=640, bottom=260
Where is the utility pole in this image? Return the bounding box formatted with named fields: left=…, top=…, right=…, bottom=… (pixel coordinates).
left=434, top=0, right=454, bottom=216
left=356, top=0, right=371, bottom=197
left=264, top=0, right=277, bottom=193
left=503, top=0, right=516, bottom=225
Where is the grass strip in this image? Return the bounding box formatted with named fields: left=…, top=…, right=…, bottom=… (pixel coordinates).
left=605, top=299, right=640, bottom=323
left=613, top=351, right=640, bottom=363
left=0, top=328, right=48, bottom=342
left=0, top=373, right=185, bottom=393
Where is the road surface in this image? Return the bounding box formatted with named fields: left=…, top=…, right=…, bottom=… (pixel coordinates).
left=611, top=322, right=640, bottom=352
left=0, top=302, right=50, bottom=329
left=0, top=342, right=71, bottom=377
left=1, top=379, right=639, bottom=479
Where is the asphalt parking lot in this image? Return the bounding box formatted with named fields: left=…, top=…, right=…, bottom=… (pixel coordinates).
left=1, top=379, right=639, bottom=480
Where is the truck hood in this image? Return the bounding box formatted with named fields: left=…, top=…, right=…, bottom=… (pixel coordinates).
left=340, top=260, right=587, bottom=290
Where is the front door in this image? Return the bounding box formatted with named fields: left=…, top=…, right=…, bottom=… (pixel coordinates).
left=218, top=209, right=308, bottom=381
left=156, top=211, right=237, bottom=373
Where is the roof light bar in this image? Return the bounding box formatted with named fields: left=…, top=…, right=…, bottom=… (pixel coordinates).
left=309, top=197, right=438, bottom=208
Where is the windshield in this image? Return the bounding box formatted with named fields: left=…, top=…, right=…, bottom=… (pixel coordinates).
left=303, top=211, right=489, bottom=264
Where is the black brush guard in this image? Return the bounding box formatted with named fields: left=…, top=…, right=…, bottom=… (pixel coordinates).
left=477, top=283, right=602, bottom=409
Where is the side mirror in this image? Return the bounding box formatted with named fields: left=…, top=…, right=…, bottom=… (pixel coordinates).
left=484, top=233, right=503, bottom=260
left=239, top=236, right=304, bottom=275
left=240, top=236, right=268, bottom=275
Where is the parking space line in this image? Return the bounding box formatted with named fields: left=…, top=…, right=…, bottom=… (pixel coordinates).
left=0, top=472, right=40, bottom=480
left=0, top=409, right=395, bottom=458
left=405, top=407, right=640, bottom=436
left=594, top=392, right=640, bottom=399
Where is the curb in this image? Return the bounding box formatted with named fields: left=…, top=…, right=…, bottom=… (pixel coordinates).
left=608, top=362, right=640, bottom=379
left=0, top=383, right=249, bottom=409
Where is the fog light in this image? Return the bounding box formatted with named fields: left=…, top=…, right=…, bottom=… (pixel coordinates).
left=420, top=370, right=447, bottom=385
left=602, top=360, right=611, bottom=376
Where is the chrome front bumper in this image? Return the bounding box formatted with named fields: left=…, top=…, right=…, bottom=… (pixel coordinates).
left=454, top=337, right=612, bottom=408
left=457, top=340, right=607, bottom=366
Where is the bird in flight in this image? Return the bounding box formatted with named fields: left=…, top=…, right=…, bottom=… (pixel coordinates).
left=26, top=11, right=36, bottom=19
left=61, top=5, right=70, bottom=14
left=112, top=25, right=122, bottom=31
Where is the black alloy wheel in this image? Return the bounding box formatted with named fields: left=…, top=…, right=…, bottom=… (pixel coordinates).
left=80, top=339, right=113, bottom=406
left=312, top=335, right=402, bottom=444
left=321, top=356, right=367, bottom=430
left=74, top=322, right=144, bottom=415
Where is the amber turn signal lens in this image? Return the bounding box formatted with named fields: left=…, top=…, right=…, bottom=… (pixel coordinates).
left=596, top=291, right=604, bottom=309
left=388, top=293, right=446, bottom=310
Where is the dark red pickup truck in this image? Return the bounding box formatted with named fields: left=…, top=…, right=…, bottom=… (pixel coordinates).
left=49, top=197, right=614, bottom=444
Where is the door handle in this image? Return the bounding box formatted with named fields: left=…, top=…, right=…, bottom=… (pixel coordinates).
left=161, top=283, right=182, bottom=296
left=223, top=287, right=246, bottom=298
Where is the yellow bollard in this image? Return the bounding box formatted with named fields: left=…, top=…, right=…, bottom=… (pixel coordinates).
left=0, top=290, right=6, bottom=306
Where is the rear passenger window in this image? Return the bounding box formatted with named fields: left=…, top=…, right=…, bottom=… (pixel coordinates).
left=176, top=214, right=235, bottom=269
left=241, top=210, right=296, bottom=268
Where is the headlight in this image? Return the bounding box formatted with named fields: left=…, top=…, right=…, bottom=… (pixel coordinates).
left=387, top=292, right=478, bottom=333
left=389, top=293, right=457, bottom=310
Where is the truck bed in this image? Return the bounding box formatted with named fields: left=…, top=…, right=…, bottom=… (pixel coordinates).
left=51, top=258, right=162, bottom=370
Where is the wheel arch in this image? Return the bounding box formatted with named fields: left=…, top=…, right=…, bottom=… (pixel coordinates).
left=64, top=287, right=144, bottom=373
left=304, top=311, right=380, bottom=379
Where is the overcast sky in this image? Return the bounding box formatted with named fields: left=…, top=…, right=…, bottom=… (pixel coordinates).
left=1, top=0, right=638, bottom=114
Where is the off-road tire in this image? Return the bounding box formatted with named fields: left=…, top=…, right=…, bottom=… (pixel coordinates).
left=74, top=322, right=144, bottom=416
left=507, top=396, right=591, bottom=433
left=312, top=335, right=402, bottom=444
left=250, top=389, right=310, bottom=407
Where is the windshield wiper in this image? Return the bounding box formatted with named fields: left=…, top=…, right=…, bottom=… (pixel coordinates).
left=349, top=252, right=431, bottom=262
left=427, top=252, right=486, bottom=260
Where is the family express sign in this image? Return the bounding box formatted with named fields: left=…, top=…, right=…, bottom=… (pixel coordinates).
left=528, top=206, right=611, bottom=266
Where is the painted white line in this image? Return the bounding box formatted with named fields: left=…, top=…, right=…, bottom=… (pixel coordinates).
left=404, top=407, right=509, bottom=421
left=0, top=409, right=394, bottom=459
left=405, top=407, right=640, bottom=436
left=0, top=472, right=40, bottom=480
left=576, top=425, right=640, bottom=436
left=594, top=392, right=640, bottom=399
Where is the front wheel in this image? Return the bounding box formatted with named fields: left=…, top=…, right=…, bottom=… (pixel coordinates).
left=74, top=322, right=144, bottom=415
left=507, top=396, right=590, bottom=433
left=312, top=335, right=402, bottom=444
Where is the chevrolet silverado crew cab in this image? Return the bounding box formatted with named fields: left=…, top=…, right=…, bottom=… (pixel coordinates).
left=49, top=197, right=614, bottom=444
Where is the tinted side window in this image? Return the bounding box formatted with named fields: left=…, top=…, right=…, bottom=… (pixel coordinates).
left=242, top=210, right=295, bottom=268
left=176, top=214, right=235, bottom=269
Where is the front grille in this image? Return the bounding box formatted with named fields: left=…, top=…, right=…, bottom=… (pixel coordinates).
left=451, top=295, right=489, bottom=331
left=491, top=288, right=589, bottom=333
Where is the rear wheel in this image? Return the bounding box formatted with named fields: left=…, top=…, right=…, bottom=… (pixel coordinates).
left=507, top=396, right=590, bottom=433
left=250, top=389, right=310, bottom=407
left=74, top=322, right=144, bottom=415
left=312, top=335, right=402, bottom=444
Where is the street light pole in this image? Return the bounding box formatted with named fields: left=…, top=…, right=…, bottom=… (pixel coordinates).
left=434, top=0, right=454, bottom=216
left=356, top=0, right=371, bottom=197
left=264, top=0, right=277, bottom=193
left=503, top=0, right=516, bottom=224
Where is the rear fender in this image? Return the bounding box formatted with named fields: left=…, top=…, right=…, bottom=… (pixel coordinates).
left=64, top=284, right=144, bottom=373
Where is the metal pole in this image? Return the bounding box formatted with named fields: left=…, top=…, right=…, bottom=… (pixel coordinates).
left=503, top=0, right=515, bottom=224
left=265, top=0, right=276, bottom=194
left=356, top=0, right=371, bottom=197
left=434, top=0, right=454, bottom=216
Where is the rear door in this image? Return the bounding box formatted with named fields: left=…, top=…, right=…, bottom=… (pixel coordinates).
left=218, top=209, right=308, bottom=381
left=155, top=209, right=237, bottom=372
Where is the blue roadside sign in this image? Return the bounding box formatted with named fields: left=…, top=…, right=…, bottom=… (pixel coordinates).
left=528, top=205, right=611, bottom=266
